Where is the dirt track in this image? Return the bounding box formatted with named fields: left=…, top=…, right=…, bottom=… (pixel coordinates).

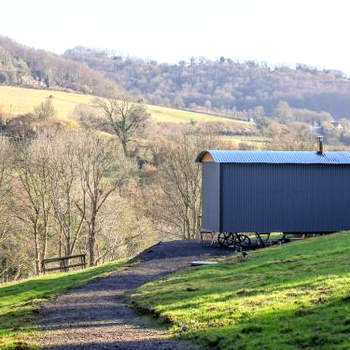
left=34, top=241, right=232, bottom=349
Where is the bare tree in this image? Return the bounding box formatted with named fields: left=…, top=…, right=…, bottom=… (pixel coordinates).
left=48, top=133, right=86, bottom=257
left=75, top=132, right=133, bottom=266
left=14, top=134, right=53, bottom=274
left=151, top=133, right=217, bottom=240
left=0, top=137, right=12, bottom=244
left=95, top=95, right=150, bottom=156
left=0, top=137, right=15, bottom=281
left=93, top=193, right=155, bottom=265
left=33, top=97, right=56, bottom=121
left=267, top=122, right=317, bottom=150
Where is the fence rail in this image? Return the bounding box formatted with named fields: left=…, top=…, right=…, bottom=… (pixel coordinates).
left=41, top=254, right=86, bottom=274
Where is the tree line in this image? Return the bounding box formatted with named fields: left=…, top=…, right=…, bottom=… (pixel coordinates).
left=0, top=35, right=118, bottom=96
left=65, top=47, right=350, bottom=119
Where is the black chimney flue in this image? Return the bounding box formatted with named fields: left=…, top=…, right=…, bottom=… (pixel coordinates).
left=317, top=136, right=324, bottom=155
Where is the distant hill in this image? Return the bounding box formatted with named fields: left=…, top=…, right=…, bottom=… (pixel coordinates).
left=3, top=35, right=350, bottom=121
left=0, top=36, right=118, bottom=96
left=65, top=47, right=350, bottom=119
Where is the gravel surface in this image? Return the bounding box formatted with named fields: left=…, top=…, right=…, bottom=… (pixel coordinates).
left=34, top=240, right=232, bottom=349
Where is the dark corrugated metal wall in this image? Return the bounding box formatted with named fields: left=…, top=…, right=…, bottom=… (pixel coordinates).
left=201, top=163, right=220, bottom=231
left=220, top=163, right=350, bottom=233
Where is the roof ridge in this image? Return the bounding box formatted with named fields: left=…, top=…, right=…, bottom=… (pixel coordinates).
left=196, top=150, right=350, bottom=164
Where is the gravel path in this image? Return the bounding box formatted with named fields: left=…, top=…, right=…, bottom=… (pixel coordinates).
left=35, top=241, right=232, bottom=349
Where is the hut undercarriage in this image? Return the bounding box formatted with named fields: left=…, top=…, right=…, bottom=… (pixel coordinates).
left=200, top=230, right=335, bottom=251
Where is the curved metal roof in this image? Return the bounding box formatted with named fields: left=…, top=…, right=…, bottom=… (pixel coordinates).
left=196, top=150, right=350, bottom=164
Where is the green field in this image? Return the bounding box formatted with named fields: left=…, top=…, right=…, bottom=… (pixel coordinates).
left=0, top=261, right=123, bottom=349
left=0, top=86, right=246, bottom=124
left=130, top=232, right=350, bottom=349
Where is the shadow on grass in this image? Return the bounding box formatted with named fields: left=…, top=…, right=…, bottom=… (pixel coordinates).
left=30, top=338, right=192, bottom=350
left=186, top=294, right=350, bottom=349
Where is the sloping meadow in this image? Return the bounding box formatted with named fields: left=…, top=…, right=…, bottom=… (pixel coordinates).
left=130, top=233, right=350, bottom=349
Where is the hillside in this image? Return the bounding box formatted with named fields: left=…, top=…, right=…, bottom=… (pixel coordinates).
left=3, top=34, right=350, bottom=122
left=0, top=85, right=251, bottom=125
left=4, top=35, right=350, bottom=123
left=0, top=35, right=118, bottom=96
left=65, top=47, right=350, bottom=119
left=130, top=232, right=350, bottom=349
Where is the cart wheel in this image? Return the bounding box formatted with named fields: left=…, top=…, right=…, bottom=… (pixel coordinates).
left=218, top=232, right=234, bottom=247
left=217, top=232, right=226, bottom=246
left=236, top=234, right=251, bottom=250
left=226, top=232, right=236, bottom=246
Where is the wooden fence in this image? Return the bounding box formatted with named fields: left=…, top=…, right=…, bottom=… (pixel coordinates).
left=41, top=254, right=86, bottom=274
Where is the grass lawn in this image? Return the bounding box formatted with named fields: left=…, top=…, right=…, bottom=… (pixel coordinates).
left=0, top=261, right=123, bottom=349
left=130, top=232, right=350, bottom=349
left=0, top=86, right=245, bottom=125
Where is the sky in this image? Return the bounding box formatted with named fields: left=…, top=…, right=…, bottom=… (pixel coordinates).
left=1, top=0, right=350, bottom=73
